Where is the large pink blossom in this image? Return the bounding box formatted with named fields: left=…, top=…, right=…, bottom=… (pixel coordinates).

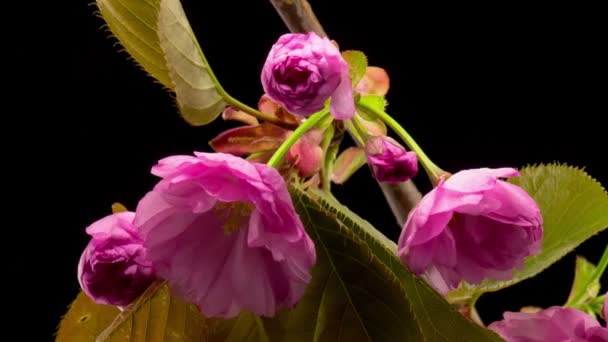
left=78, top=212, right=155, bottom=307
left=398, top=168, right=543, bottom=294
left=134, top=152, right=316, bottom=318
left=261, top=32, right=354, bottom=119
left=489, top=306, right=608, bottom=341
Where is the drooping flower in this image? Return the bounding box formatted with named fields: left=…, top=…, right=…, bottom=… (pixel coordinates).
left=488, top=306, right=608, bottom=341
left=398, top=168, right=543, bottom=295
left=78, top=212, right=156, bottom=307
left=365, top=136, right=418, bottom=182
left=261, top=32, right=355, bottom=119
left=134, top=152, right=316, bottom=318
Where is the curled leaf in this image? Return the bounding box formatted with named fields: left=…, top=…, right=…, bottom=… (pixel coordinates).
left=359, top=115, right=388, bottom=136
left=222, top=107, right=259, bottom=126
left=258, top=95, right=301, bottom=126
left=332, top=147, right=367, bottom=184
left=209, top=123, right=289, bottom=156
left=356, top=66, right=390, bottom=96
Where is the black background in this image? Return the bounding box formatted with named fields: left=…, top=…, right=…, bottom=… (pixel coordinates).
left=37, top=0, right=608, bottom=338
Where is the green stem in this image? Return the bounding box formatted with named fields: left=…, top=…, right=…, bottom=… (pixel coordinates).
left=267, top=109, right=330, bottom=169
left=344, top=120, right=365, bottom=146
left=320, top=124, right=335, bottom=191
left=566, top=244, right=608, bottom=308
left=356, top=102, right=444, bottom=183
left=468, top=293, right=484, bottom=326
left=192, top=40, right=298, bottom=130
left=351, top=116, right=369, bottom=140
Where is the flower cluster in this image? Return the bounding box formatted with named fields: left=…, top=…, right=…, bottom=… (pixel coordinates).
left=79, top=153, right=316, bottom=318
left=77, top=32, right=606, bottom=341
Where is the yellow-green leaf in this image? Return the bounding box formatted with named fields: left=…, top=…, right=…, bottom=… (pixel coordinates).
left=342, top=50, right=368, bottom=87
left=56, top=291, right=120, bottom=341
left=96, top=0, right=227, bottom=125
left=56, top=282, right=207, bottom=341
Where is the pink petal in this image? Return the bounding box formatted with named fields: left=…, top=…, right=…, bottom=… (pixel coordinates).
left=329, top=64, right=355, bottom=119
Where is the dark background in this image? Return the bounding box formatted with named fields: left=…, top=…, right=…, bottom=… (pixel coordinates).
left=39, top=0, right=608, bottom=338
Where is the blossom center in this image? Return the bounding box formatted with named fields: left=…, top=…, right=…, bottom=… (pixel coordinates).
left=214, top=201, right=254, bottom=235
left=280, top=67, right=311, bottom=89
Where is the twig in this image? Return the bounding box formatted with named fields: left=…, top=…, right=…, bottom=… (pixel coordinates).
left=269, top=0, right=423, bottom=226
left=269, top=0, right=326, bottom=37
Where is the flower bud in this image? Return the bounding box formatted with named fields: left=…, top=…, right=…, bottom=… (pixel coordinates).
left=365, top=136, right=418, bottom=182
left=287, top=129, right=324, bottom=178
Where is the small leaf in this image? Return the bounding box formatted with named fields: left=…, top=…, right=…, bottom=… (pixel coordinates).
left=96, top=0, right=228, bottom=126
left=358, top=95, right=386, bottom=115
left=111, top=202, right=128, bottom=213
left=356, top=67, right=390, bottom=96
left=332, top=147, right=367, bottom=184
left=357, top=114, right=387, bottom=136
left=56, top=282, right=208, bottom=341
left=356, top=95, right=387, bottom=121
left=223, top=107, right=259, bottom=126
left=209, top=123, right=288, bottom=156
left=566, top=256, right=600, bottom=306
left=258, top=95, right=301, bottom=127
left=448, top=164, right=608, bottom=300
left=342, top=50, right=368, bottom=87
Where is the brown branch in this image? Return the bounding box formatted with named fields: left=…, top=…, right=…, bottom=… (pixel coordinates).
left=269, top=0, right=327, bottom=37
left=269, top=0, right=422, bottom=227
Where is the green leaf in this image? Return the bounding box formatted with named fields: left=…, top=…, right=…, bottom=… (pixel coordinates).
left=566, top=256, right=600, bottom=306
left=209, top=187, right=501, bottom=341
left=357, top=95, right=386, bottom=120
left=342, top=50, right=368, bottom=87
left=448, top=164, right=608, bottom=300
left=56, top=282, right=208, bottom=341
left=96, top=0, right=227, bottom=125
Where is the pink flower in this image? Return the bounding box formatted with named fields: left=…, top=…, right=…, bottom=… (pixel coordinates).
left=134, top=152, right=316, bottom=318
left=261, top=32, right=355, bottom=119
left=397, top=168, right=543, bottom=294
left=488, top=306, right=608, bottom=341
left=78, top=212, right=155, bottom=307
left=365, top=136, right=418, bottom=182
